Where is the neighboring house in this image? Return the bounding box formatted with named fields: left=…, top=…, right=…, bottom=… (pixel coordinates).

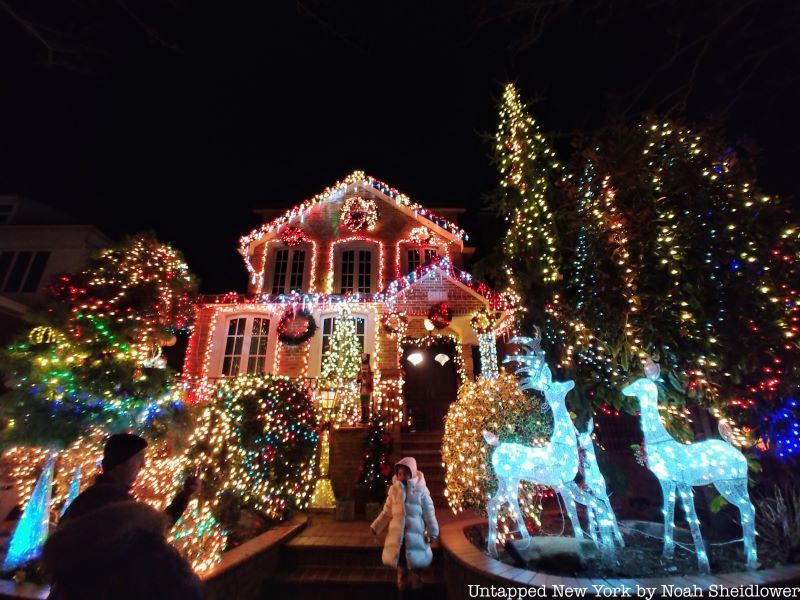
left=0, top=195, right=111, bottom=344
left=182, top=171, right=516, bottom=429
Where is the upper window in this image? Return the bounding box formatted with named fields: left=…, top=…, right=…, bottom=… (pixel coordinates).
left=0, top=251, right=51, bottom=293
left=340, top=249, right=372, bottom=294
left=269, top=247, right=307, bottom=294
left=222, top=316, right=272, bottom=376
left=407, top=248, right=438, bottom=274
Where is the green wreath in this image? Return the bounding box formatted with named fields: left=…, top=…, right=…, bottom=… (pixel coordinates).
left=277, top=308, right=317, bottom=345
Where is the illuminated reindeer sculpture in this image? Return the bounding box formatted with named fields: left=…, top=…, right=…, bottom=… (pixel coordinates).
left=622, top=361, right=757, bottom=573
left=572, top=419, right=624, bottom=557
left=484, top=333, right=624, bottom=561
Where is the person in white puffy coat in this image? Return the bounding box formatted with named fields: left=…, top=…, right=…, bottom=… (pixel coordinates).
left=370, top=456, right=439, bottom=590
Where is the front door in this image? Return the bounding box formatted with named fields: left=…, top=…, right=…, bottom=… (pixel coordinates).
left=401, top=340, right=459, bottom=431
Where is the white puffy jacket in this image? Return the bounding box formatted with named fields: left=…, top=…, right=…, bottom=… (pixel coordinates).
left=370, top=457, right=439, bottom=569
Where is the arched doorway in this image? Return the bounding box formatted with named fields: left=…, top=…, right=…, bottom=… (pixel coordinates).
left=401, top=338, right=460, bottom=431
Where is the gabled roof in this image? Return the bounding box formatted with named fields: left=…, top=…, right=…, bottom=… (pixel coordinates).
left=239, top=171, right=466, bottom=259
left=196, top=256, right=514, bottom=312
left=377, top=256, right=514, bottom=311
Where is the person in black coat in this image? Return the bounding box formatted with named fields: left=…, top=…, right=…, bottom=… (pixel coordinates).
left=43, top=501, right=203, bottom=600
left=60, top=433, right=199, bottom=525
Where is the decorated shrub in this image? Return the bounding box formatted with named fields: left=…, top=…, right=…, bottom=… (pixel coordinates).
left=175, top=374, right=318, bottom=572
left=355, top=416, right=394, bottom=502
left=442, top=373, right=552, bottom=530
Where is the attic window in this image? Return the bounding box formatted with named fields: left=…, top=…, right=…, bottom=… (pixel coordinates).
left=270, top=247, right=307, bottom=294
left=407, top=248, right=438, bottom=274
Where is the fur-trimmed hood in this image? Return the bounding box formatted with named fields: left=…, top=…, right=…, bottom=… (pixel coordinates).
left=390, top=469, right=427, bottom=491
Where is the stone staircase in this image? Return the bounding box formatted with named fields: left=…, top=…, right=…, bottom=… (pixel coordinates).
left=268, top=513, right=445, bottom=600
left=398, top=430, right=446, bottom=508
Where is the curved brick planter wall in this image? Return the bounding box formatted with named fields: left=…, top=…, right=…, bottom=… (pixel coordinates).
left=440, top=518, right=800, bottom=599
left=0, top=514, right=307, bottom=600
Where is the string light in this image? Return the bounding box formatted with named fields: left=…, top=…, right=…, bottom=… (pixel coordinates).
left=622, top=361, right=757, bottom=573
left=239, top=171, right=466, bottom=280
left=496, top=83, right=561, bottom=285
left=442, top=371, right=552, bottom=546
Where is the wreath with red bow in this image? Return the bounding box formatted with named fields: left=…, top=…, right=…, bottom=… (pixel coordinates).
left=427, top=302, right=453, bottom=329
left=277, top=308, right=317, bottom=345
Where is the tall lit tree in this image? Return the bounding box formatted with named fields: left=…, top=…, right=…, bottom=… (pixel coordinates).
left=494, top=85, right=800, bottom=445
left=494, top=83, right=567, bottom=325
left=0, top=233, right=197, bottom=447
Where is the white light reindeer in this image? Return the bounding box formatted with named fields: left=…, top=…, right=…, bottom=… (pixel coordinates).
left=569, top=419, right=624, bottom=561
left=484, top=334, right=584, bottom=557
left=622, top=361, right=757, bottom=573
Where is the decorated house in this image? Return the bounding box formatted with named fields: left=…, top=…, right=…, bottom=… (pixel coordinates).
left=183, top=172, right=515, bottom=433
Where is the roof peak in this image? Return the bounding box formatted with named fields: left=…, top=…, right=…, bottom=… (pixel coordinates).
left=239, top=171, right=467, bottom=259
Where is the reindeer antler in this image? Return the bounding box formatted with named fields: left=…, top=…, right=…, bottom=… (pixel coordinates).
left=503, top=327, right=550, bottom=391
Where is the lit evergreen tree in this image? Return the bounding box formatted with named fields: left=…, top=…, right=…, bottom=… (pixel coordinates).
left=320, top=303, right=361, bottom=382
left=355, top=416, right=393, bottom=502
left=0, top=233, right=197, bottom=447
left=493, top=85, right=800, bottom=445
left=494, top=83, right=567, bottom=326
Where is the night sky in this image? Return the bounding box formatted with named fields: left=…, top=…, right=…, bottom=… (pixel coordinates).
left=1, top=2, right=798, bottom=293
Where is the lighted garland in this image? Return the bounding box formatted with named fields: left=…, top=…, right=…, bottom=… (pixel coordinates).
left=442, top=373, right=552, bottom=540
left=341, top=196, right=378, bottom=231
left=470, top=307, right=498, bottom=334
left=381, top=310, right=409, bottom=337
left=277, top=308, right=317, bottom=345
left=427, top=302, right=453, bottom=330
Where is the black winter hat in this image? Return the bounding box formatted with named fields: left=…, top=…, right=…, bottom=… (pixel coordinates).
left=102, top=433, right=147, bottom=472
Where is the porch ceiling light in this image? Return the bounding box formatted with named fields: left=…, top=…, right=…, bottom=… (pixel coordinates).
left=434, top=353, right=450, bottom=366
left=407, top=352, right=424, bottom=366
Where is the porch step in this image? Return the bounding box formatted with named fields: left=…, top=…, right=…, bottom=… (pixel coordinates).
left=281, top=541, right=444, bottom=569
left=398, top=431, right=446, bottom=507
left=270, top=566, right=446, bottom=599
left=268, top=515, right=446, bottom=600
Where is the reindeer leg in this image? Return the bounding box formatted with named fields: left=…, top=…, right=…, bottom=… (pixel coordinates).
left=505, top=480, right=530, bottom=540
left=608, top=498, right=625, bottom=547
left=487, top=489, right=501, bottom=558
left=568, top=483, right=597, bottom=543
left=714, top=478, right=758, bottom=569
left=678, top=484, right=710, bottom=574
left=659, top=480, right=677, bottom=560
left=557, top=484, right=584, bottom=539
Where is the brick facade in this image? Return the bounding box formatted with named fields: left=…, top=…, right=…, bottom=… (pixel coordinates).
left=182, top=175, right=513, bottom=416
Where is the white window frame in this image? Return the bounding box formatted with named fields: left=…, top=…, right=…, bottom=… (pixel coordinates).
left=308, top=309, right=374, bottom=377
left=404, top=245, right=440, bottom=275
left=333, top=241, right=379, bottom=294
left=214, top=313, right=277, bottom=377
left=266, top=243, right=310, bottom=294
